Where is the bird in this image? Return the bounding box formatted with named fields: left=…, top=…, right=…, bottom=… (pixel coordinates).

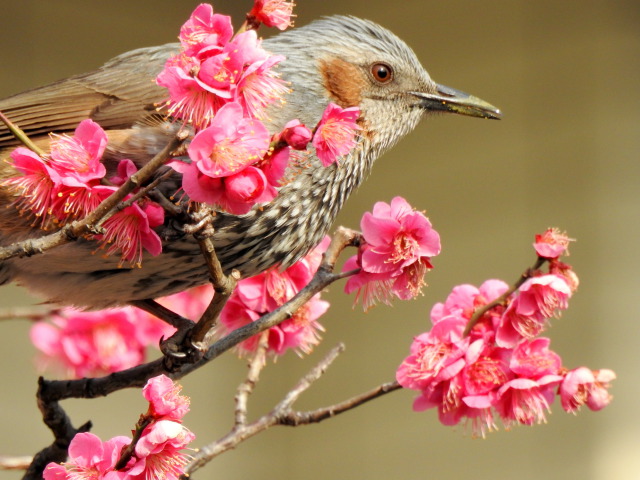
left=0, top=15, right=500, bottom=310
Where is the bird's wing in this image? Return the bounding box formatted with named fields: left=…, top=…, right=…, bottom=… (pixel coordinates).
left=0, top=43, right=179, bottom=149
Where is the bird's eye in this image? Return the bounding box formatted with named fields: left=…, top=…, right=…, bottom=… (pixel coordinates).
left=371, top=63, right=393, bottom=84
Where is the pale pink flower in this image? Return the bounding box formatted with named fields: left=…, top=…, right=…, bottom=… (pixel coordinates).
left=560, top=367, right=616, bottom=413
left=97, top=201, right=164, bottom=267
left=143, top=375, right=190, bottom=422
left=312, top=103, right=361, bottom=166
left=47, top=119, right=107, bottom=185
left=43, top=432, right=130, bottom=480
left=156, top=284, right=213, bottom=321
left=30, top=307, right=172, bottom=378
left=128, top=420, right=195, bottom=480
left=533, top=228, right=572, bottom=259
left=496, top=274, right=572, bottom=347
left=279, top=119, right=312, bottom=150
left=249, top=0, right=296, bottom=30
left=344, top=197, right=441, bottom=308
left=235, top=54, right=288, bottom=119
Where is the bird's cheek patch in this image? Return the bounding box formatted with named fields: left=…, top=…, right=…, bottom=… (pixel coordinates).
left=319, top=58, right=365, bottom=108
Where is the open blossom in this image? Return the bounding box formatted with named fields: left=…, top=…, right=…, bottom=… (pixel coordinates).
left=560, top=367, right=616, bottom=413
left=97, top=201, right=164, bottom=267
left=249, top=0, right=295, bottom=30
left=396, top=267, right=613, bottom=435
left=496, top=274, right=572, bottom=347
left=128, top=420, right=195, bottom=480
left=30, top=307, right=174, bottom=378
left=534, top=228, right=572, bottom=259
left=344, top=197, right=441, bottom=308
left=43, top=433, right=131, bottom=480
left=157, top=5, right=287, bottom=128
left=143, top=375, right=190, bottom=422
left=312, top=103, right=361, bottom=166
left=47, top=119, right=107, bottom=184
left=219, top=237, right=330, bottom=357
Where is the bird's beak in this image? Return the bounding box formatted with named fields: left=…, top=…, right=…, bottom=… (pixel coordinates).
left=411, top=84, right=501, bottom=119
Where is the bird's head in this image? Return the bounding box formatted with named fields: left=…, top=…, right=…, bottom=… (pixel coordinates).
left=266, top=16, right=500, bottom=153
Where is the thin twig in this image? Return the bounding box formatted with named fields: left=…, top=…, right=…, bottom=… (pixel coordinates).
left=184, top=343, right=346, bottom=476
left=0, top=307, right=58, bottom=322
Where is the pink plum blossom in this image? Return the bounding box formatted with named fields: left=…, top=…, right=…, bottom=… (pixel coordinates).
left=312, top=103, right=361, bottom=166
left=560, top=367, right=616, bottom=413
left=186, top=102, right=270, bottom=178
left=3, top=147, right=60, bottom=227
left=496, top=274, right=572, bottom=347
left=143, top=375, right=190, bottom=422
left=157, top=10, right=286, bottom=127
left=43, top=432, right=131, bottom=480
left=97, top=201, right=164, bottom=267
left=128, top=420, right=195, bottom=480
left=30, top=307, right=174, bottom=378
left=248, top=0, right=296, bottom=30
left=279, top=119, right=312, bottom=150
left=47, top=119, right=107, bottom=185
left=344, top=197, right=441, bottom=308
left=178, top=3, right=233, bottom=55
left=533, top=228, right=572, bottom=259
left=494, top=375, right=562, bottom=427
left=218, top=237, right=330, bottom=357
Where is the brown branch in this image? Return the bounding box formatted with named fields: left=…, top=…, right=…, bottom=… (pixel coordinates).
left=0, top=307, right=58, bottom=322
left=463, top=256, right=547, bottom=336
left=184, top=343, right=345, bottom=475
left=0, top=132, right=186, bottom=262
left=29, top=227, right=361, bottom=478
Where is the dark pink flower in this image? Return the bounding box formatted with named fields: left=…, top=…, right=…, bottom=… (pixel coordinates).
left=533, top=228, right=572, bottom=259
left=143, top=375, right=190, bottom=422
left=97, top=201, right=164, bottom=267
left=279, top=119, right=312, bottom=150
left=249, top=0, right=296, bottom=30
left=312, top=103, right=361, bottom=166
left=560, top=367, right=616, bottom=413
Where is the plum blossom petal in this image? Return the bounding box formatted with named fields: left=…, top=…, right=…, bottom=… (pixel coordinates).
left=312, top=103, right=361, bottom=166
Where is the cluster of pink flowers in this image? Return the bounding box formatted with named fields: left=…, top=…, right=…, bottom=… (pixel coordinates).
left=43, top=375, right=194, bottom=480
left=30, top=306, right=176, bottom=378
left=396, top=229, right=615, bottom=436
left=160, top=3, right=360, bottom=214
left=218, top=236, right=331, bottom=356
left=344, top=196, right=441, bottom=309
left=3, top=120, right=164, bottom=266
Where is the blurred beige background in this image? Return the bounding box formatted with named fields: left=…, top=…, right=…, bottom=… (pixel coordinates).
left=0, top=1, right=638, bottom=479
